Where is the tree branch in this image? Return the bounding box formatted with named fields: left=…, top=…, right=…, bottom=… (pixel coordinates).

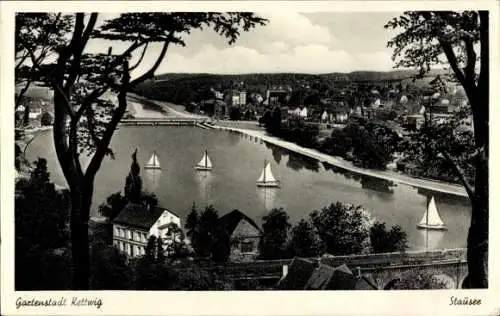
left=439, top=150, right=475, bottom=199
left=440, top=40, right=466, bottom=86
left=463, top=36, right=477, bottom=86
left=21, top=42, right=76, bottom=119
left=129, top=42, right=149, bottom=72
left=130, top=37, right=171, bottom=87
left=85, top=60, right=130, bottom=181
left=64, top=13, right=98, bottom=91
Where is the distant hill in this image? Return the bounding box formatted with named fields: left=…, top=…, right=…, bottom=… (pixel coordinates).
left=154, top=69, right=449, bottom=84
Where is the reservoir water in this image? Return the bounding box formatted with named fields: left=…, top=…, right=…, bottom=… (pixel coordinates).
left=26, top=125, right=471, bottom=251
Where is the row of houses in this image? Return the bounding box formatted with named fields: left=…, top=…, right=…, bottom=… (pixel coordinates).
left=112, top=202, right=262, bottom=260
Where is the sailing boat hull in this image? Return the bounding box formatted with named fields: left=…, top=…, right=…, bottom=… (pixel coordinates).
left=257, top=181, right=280, bottom=188
left=416, top=223, right=448, bottom=230
left=144, top=165, right=161, bottom=170
left=195, top=166, right=212, bottom=171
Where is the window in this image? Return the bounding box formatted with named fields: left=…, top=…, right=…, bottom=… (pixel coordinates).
left=240, top=241, right=254, bottom=253
left=119, top=242, right=124, bottom=252
left=142, top=233, right=147, bottom=243
left=115, top=227, right=119, bottom=236
left=125, top=243, right=130, bottom=255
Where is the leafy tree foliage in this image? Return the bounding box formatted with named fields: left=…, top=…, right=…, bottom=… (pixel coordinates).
left=17, top=12, right=267, bottom=289
left=145, top=235, right=157, bottom=262
left=156, top=236, right=166, bottom=263
left=15, top=13, right=73, bottom=108
left=287, top=219, right=325, bottom=258
left=164, top=222, right=189, bottom=259
left=15, top=158, right=71, bottom=289
left=41, top=112, right=53, bottom=126
left=310, top=202, right=374, bottom=256
left=185, top=205, right=230, bottom=261
left=369, top=221, right=408, bottom=253
left=185, top=202, right=199, bottom=240
left=89, top=241, right=132, bottom=290
left=98, top=191, right=128, bottom=221
left=229, top=107, right=242, bottom=120
left=386, top=11, right=489, bottom=288
left=259, top=208, right=291, bottom=260
left=389, top=270, right=449, bottom=290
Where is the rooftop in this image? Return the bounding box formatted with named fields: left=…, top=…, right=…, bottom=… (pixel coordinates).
left=218, top=209, right=263, bottom=235
left=114, top=203, right=179, bottom=230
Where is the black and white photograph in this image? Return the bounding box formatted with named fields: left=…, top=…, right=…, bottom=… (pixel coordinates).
left=1, top=1, right=499, bottom=315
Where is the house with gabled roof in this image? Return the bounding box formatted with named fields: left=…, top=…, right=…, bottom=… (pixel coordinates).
left=277, top=257, right=377, bottom=290
left=218, top=209, right=262, bottom=261
left=113, top=203, right=181, bottom=258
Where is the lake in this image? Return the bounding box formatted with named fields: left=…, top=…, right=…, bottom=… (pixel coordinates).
left=26, top=125, right=472, bottom=251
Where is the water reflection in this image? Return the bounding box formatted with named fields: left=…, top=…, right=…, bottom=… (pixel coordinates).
left=264, top=142, right=286, bottom=165
left=286, top=152, right=320, bottom=172
left=360, top=176, right=395, bottom=194
left=257, top=187, right=279, bottom=211
left=195, top=171, right=214, bottom=206
left=144, top=169, right=161, bottom=193
left=418, top=228, right=446, bottom=251
left=417, top=187, right=470, bottom=205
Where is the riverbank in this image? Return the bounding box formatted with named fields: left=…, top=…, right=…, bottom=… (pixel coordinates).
left=207, top=123, right=468, bottom=197
left=130, top=95, right=469, bottom=198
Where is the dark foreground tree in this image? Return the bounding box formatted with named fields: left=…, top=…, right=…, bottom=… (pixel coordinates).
left=309, top=202, right=373, bottom=256
left=18, top=12, right=267, bottom=289
left=287, top=219, right=325, bottom=258
left=386, top=11, right=489, bottom=288
left=259, top=208, right=291, bottom=259
left=15, top=158, right=71, bottom=290
left=370, top=221, right=408, bottom=253
left=124, top=148, right=142, bottom=204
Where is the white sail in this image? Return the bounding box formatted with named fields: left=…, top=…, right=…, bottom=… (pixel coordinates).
left=145, top=151, right=161, bottom=169
left=257, top=169, right=265, bottom=183
left=418, top=197, right=446, bottom=229
left=196, top=151, right=213, bottom=170
left=257, top=161, right=279, bottom=187
left=264, top=163, right=277, bottom=183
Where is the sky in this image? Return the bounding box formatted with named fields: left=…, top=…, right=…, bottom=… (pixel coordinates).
left=84, top=12, right=403, bottom=77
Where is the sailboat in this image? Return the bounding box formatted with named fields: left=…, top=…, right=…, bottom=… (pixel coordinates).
left=256, top=160, right=280, bottom=188
left=144, top=150, right=161, bottom=170
left=416, top=196, right=447, bottom=230
left=195, top=149, right=213, bottom=171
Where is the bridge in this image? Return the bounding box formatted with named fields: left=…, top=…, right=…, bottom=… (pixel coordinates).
left=120, top=117, right=207, bottom=126
left=170, top=248, right=468, bottom=290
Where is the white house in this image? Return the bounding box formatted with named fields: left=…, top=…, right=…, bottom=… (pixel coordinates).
left=113, top=203, right=181, bottom=258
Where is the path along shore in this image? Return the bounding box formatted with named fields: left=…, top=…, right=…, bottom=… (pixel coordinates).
left=130, top=94, right=468, bottom=198
left=19, top=94, right=468, bottom=198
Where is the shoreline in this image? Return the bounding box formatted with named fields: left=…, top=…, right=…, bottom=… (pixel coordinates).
left=208, top=124, right=468, bottom=198
left=126, top=93, right=469, bottom=198
left=21, top=95, right=468, bottom=198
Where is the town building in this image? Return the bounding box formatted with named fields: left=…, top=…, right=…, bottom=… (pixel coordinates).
left=276, top=257, right=376, bottom=290
left=218, top=209, right=262, bottom=261
left=224, top=90, right=247, bottom=107
left=265, top=87, right=289, bottom=107
left=113, top=203, right=181, bottom=258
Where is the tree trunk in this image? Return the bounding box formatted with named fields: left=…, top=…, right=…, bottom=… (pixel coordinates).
left=465, top=151, right=488, bottom=288
left=69, top=184, right=93, bottom=290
